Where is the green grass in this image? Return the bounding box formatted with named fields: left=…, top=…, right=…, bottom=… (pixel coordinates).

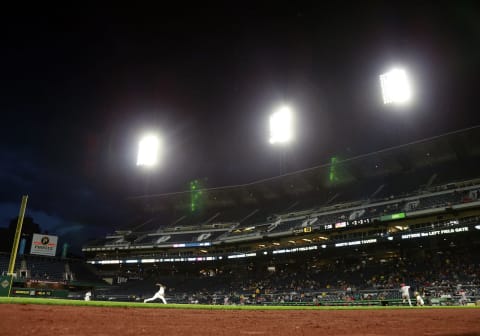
left=0, top=297, right=478, bottom=310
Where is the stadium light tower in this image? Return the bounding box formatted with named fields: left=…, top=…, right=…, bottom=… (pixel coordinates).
left=269, top=105, right=293, bottom=145
left=269, top=105, right=294, bottom=175
left=136, top=134, right=161, bottom=167
left=379, top=68, right=412, bottom=105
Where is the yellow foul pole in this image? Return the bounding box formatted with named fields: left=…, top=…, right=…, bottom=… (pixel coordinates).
left=7, top=195, right=28, bottom=296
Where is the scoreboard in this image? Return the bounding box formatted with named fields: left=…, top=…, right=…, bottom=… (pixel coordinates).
left=321, top=212, right=407, bottom=231
left=323, top=218, right=374, bottom=231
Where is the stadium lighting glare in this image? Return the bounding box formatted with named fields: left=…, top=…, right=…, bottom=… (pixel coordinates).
left=269, top=105, right=293, bottom=144
left=380, top=68, right=412, bottom=104
left=136, top=134, right=160, bottom=167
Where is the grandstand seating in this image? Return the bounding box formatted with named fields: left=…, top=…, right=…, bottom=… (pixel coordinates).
left=267, top=218, right=304, bottom=233
left=0, top=255, right=8, bottom=276
left=134, top=230, right=225, bottom=245
left=0, top=253, right=104, bottom=283
left=94, top=238, right=480, bottom=305
left=85, top=216, right=480, bottom=305
left=83, top=176, right=480, bottom=251
left=83, top=129, right=480, bottom=305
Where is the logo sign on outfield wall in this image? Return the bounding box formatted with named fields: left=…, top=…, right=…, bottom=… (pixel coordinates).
left=30, top=233, right=58, bottom=256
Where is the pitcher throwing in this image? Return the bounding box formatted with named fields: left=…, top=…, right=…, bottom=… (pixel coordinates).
left=144, top=283, right=167, bottom=304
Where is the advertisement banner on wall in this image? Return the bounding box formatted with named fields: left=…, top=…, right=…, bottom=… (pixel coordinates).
left=30, top=234, right=58, bottom=256
left=0, top=275, right=12, bottom=297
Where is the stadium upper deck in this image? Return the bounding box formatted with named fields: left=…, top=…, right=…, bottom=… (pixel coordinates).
left=83, top=126, right=480, bottom=257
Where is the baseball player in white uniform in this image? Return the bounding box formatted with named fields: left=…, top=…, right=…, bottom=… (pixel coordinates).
left=144, top=283, right=167, bottom=304
left=415, top=292, right=424, bottom=306
left=459, top=290, right=467, bottom=305
left=400, top=284, right=412, bottom=306
left=84, top=291, right=92, bottom=301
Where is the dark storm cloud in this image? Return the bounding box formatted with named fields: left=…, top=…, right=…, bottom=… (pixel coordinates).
left=0, top=147, right=124, bottom=234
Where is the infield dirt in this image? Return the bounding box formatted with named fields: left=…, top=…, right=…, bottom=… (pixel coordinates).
left=2, top=304, right=479, bottom=336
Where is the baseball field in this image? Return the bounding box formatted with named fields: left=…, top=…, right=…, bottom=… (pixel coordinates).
left=1, top=297, right=479, bottom=336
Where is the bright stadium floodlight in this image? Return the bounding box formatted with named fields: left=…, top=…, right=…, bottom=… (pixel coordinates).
left=269, top=105, right=293, bottom=145
left=379, top=68, right=412, bottom=105
left=136, top=134, right=160, bottom=167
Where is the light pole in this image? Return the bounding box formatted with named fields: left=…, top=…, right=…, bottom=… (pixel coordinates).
left=379, top=66, right=415, bottom=142
left=269, top=105, right=294, bottom=175
left=379, top=68, right=412, bottom=105
left=136, top=133, right=161, bottom=200
left=137, top=134, right=160, bottom=168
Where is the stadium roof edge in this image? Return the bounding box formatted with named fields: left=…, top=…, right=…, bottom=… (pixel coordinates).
left=127, top=124, right=480, bottom=212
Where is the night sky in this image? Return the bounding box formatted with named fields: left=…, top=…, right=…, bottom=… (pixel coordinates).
left=1, top=2, right=480, bottom=253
